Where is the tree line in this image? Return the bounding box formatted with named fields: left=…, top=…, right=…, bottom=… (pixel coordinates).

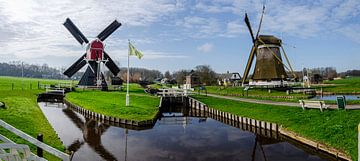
left=0, top=62, right=68, bottom=79
left=1, top=61, right=359, bottom=85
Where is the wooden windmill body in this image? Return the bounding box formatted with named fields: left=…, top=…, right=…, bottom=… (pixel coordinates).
left=242, top=6, right=296, bottom=87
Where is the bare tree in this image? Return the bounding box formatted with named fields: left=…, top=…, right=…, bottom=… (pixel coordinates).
left=164, top=71, right=172, bottom=79
left=194, top=65, right=217, bottom=85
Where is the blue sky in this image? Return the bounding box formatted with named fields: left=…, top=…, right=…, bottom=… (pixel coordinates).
left=0, top=0, right=359, bottom=74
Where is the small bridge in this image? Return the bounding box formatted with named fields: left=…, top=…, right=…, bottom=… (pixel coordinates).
left=37, top=83, right=73, bottom=102
left=157, top=88, right=193, bottom=97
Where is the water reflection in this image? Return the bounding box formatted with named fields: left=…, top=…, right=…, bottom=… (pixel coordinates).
left=39, top=102, right=333, bottom=161
left=62, top=108, right=116, bottom=161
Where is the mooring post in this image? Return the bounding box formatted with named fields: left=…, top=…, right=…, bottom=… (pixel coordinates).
left=264, top=122, right=267, bottom=136
left=275, top=124, right=279, bottom=139
left=37, top=133, right=43, bottom=157
left=321, top=87, right=323, bottom=97
left=270, top=122, right=273, bottom=138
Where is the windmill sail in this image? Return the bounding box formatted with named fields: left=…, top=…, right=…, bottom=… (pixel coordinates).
left=97, top=20, right=122, bottom=41
left=63, top=18, right=89, bottom=45
left=103, top=52, right=120, bottom=75
left=63, top=53, right=87, bottom=77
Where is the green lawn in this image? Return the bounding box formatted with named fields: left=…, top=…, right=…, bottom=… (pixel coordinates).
left=0, top=76, right=69, bottom=160
left=66, top=84, right=160, bottom=121
left=192, top=95, right=359, bottom=160
left=317, top=76, right=360, bottom=93
left=198, top=86, right=312, bottom=102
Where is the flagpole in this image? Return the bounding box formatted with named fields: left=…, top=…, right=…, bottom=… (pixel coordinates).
left=126, top=40, right=130, bottom=106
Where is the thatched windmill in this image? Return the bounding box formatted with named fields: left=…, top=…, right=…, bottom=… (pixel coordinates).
left=242, top=6, right=297, bottom=87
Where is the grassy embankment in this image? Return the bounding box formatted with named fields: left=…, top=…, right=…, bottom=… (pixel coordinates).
left=192, top=94, right=360, bottom=160
left=321, top=77, right=360, bottom=93
left=196, top=85, right=312, bottom=102
left=66, top=84, right=160, bottom=121
left=311, top=77, right=360, bottom=104
left=196, top=77, right=360, bottom=104
left=0, top=76, right=70, bottom=160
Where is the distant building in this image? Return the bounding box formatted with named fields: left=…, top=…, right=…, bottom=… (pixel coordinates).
left=161, top=78, right=169, bottom=84
left=218, top=72, right=242, bottom=86
left=185, top=73, right=201, bottom=88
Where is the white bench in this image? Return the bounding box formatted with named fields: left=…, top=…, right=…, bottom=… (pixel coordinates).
left=299, top=100, right=329, bottom=112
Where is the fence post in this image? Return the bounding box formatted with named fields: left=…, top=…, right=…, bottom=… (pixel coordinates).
left=37, top=133, right=43, bottom=157
left=37, top=81, right=40, bottom=89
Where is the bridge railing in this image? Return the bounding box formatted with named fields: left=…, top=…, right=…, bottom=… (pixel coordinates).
left=158, top=88, right=192, bottom=97
left=0, top=119, right=72, bottom=161
left=45, top=87, right=65, bottom=95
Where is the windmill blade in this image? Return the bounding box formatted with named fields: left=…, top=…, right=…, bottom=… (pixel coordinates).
left=97, top=20, right=122, bottom=41
left=63, top=18, right=89, bottom=45
left=103, top=51, right=120, bottom=75
left=244, top=13, right=256, bottom=43
left=63, top=53, right=86, bottom=77
left=242, top=44, right=257, bottom=86
left=255, top=5, right=266, bottom=38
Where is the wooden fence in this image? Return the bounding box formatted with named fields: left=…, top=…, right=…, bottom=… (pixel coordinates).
left=0, top=119, right=71, bottom=161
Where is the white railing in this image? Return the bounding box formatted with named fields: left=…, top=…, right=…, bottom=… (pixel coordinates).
left=158, top=88, right=193, bottom=97
left=0, top=119, right=71, bottom=161
left=58, top=82, right=72, bottom=89
left=45, top=87, right=65, bottom=95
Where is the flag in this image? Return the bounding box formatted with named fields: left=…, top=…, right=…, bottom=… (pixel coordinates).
left=129, top=42, right=143, bottom=59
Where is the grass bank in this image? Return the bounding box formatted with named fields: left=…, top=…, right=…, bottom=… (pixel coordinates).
left=0, top=76, right=69, bottom=160
left=196, top=86, right=312, bottom=102
left=66, top=84, right=160, bottom=121
left=318, top=76, right=360, bottom=93
left=192, top=94, right=360, bottom=160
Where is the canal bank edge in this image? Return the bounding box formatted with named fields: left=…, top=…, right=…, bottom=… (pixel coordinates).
left=63, top=98, right=160, bottom=127
left=64, top=95, right=352, bottom=161
left=187, top=96, right=352, bottom=161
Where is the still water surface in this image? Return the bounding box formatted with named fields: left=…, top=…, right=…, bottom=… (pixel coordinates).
left=311, top=95, right=360, bottom=100
left=38, top=102, right=334, bottom=161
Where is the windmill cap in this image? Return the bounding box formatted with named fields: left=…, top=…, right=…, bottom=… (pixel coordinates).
left=257, top=35, right=282, bottom=45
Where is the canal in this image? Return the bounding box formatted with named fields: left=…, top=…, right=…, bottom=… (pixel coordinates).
left=38, top=102, right=338, bottom=161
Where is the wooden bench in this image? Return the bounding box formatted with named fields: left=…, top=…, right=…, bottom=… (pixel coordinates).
left=299, top=100, right=329, bottom=112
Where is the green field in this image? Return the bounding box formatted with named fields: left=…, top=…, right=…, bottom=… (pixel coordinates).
left=0, top=76, right=70, bottom=160
left=192, top=95, right=360, bottom=160
left=320, top=76, right=360, bottom=93
left=66, top=84, right=160, bottom=121
left=197, top=86, right=312, bottom=102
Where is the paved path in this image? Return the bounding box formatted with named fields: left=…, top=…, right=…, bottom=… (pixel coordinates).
left=202, top=93, right=360, bottom=110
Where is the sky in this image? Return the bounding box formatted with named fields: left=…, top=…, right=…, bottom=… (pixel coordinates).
left=0, top=0, right=359, bottom=74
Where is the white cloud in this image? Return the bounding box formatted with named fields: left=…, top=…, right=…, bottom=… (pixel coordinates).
left=220, top=20, right=245, bottom=37
left=192, top=0, right=360, bottom=40
left=197, top=43, right=213, bottom=53
left=0, top=0, right=184, bottom=65
left=337, top=24, right=360, bottom=43
left=177, top=16, right=221, bottom=38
